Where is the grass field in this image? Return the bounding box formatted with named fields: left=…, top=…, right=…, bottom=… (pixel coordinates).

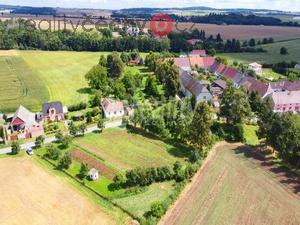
left=160, top=143, right=300, bottom=225
left=243, top=124, right=259, bottom=146
left=113, top=181, right=176, bottom=218
left=0, top=50, right=148, bottom=113
left=0, top=157, right=121, bottom=225
left=218, top=39, right=300, bottom=64
left=73, top=128, right=190, bottom=170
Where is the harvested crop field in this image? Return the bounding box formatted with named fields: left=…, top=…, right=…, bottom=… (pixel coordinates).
left=0, top=158, right=117, bottom=225
left=168, top=23, right=300, bottom=40
left=160, top=142, right=300, bottom=225
left=71, top=148, right=118, bottom=179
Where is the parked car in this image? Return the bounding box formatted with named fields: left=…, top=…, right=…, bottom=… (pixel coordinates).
left=26, top=148, right=34, bottom=156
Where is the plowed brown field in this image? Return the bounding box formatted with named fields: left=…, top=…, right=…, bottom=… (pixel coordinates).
left=160, top=143, right=300, bottom=225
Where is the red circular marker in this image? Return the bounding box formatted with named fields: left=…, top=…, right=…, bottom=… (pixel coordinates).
left=150, top=13, right=174, bottom=37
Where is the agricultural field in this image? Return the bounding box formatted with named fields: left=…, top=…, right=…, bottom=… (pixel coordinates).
left=0, top=50, right=148, bottom=113
left=145, top=22, right=300, bottom=40
left=0, top=157, right=121, bottom=225
left=218, top=38, right=300, bottom=64
left=73, top=127, right=190, bottom=170
left=0, top=51, right=48, bottom=113
left=160, top=143, right=300, bottom=225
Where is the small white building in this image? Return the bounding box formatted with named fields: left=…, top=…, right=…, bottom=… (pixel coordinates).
left=248, top=62, right=263, bottom=76
left=88, top=168, right=99, bottom=181
left=295, top=64, right=300, bottom=70
left=101, top=98, right=125, bottom=119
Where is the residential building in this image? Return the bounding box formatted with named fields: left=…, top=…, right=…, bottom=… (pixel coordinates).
left=295, top=64, right=300, bottom=70
left=42, top=101, right=66, bottom=122
left=101, top=98, right=125, bottom=118
left=211, top=80, right=227, bottom=97
left=269, top=91, right=300, bottom=113
left=187, top=39, right=201, bottom=46
left=248, top=62, right=263, bottom=75
left=9, top=105, right=44, bottom=140
left=180, top=71, right=213, bottom=103
left=190, top=49, right=207, bottom=57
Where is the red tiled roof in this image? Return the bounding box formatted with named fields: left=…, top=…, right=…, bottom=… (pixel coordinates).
left=174, top=57, right=191, bottom=69
left=241, top=77, right=268, bottom=97
left=190, top=49, right=206, bottom=56
left=189, top=56, right=215, bottom=69
left=101, top=98, right=124, bottom=113
left=223, top=67, right=238, bottom=79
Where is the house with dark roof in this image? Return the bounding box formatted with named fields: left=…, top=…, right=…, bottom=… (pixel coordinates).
left=211, top=80, right=227, bottom=97
left=42, top=101, right=66, bottom=122
left=180, top=71, right=212, bottom=103
left=9, top=105, right=44, bottom=140
left=101, top=98, right=124, bottom=118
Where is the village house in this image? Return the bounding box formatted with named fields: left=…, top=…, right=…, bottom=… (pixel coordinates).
left=190, top=49, right=207, bottom=57
left=101, top=98, right=125, bottom=118
left=187, top=39, right=201, bottom=46
left=269, top=91, right=300, bottom=113
left=180, top=71, right=213, bottom=103
left=128, top=57, right=143, bottom=66
left=42, top=101, right=67, bottom=122
left=211, top=79, right=227, bottom=97
left=9, top=105, right=44, bottom=140
left=295, top=64, right=300, bottom=70
left=248, top=62, right=263, bottom=76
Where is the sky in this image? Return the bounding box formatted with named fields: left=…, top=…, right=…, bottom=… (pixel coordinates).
left=1, top=0, right=300, bottom=12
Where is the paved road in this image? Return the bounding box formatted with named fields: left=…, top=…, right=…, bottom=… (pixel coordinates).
left=0, top=120, right=123, bottom=155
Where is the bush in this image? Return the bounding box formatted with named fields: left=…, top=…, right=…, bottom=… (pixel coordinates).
left=45, top=144, right=60, bottom=160
left=11, top=142, right=20, bottom=155
left=68, top=102, right=87, bottom=112
left=58, top=153, right=72, bottom=170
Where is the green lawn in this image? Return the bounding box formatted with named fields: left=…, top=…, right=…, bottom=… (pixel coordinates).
left=218, top=39, right=300, bottom=65
left=243, top=124, right=259, bottom=146
left=113, top=181, right=176, bottom=218
left=261, top=69, right=284, bottom=81
left=73, top=128, right=190, bottom=170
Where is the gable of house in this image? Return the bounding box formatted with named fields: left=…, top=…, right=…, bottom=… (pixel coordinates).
left=42, top=101, right=64, bottom=116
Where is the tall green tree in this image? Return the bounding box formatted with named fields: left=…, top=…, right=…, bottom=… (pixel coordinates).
left=188, top=102, right=213, bottom=152
left=85, top=65, right=109, bottom=94
left=219, top=86, right=251, bottom=124
left=107, top=52, right=124, bottom=78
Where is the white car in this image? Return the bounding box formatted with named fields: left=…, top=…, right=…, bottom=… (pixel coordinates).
left=26, top=148, right=34, bottom=156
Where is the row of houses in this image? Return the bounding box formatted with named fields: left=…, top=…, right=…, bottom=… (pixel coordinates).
left=2, top=98, right=127, bottom=141
left=175, top=50, right=300, bottom=113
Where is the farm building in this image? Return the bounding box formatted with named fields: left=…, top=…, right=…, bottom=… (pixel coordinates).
left=89, top=168, right=99, bottom=181
left=180, top=70, right=213, bottom=103
left=42, top=101, right=67, bottom=122
left=9, top=105, right=44, bottom=140
left=248, top=62, right=263, bottom=75
left=101, top=98, right=125, bottom=119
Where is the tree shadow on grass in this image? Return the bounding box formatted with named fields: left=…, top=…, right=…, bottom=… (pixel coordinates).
left=77, top=87, right=93, bottom=95
left=233, top=145, right=300, bottom=195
